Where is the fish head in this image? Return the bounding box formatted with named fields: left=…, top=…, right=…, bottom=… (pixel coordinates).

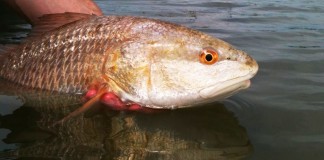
left=107, top=19, right=258, bottom=109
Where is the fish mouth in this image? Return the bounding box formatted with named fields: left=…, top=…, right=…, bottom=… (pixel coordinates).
left=199, top=68, right=257, bottom=100
left=199, top=77, right=251, bottom=100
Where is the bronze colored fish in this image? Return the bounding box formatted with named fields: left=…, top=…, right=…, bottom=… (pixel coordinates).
left=0, top=14, right=258, bottom=120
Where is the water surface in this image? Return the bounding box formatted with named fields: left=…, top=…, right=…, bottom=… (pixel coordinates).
left=0, top=0, right=324, bottom=159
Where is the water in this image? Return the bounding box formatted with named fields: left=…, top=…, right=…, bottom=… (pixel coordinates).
left=0, top=0, right=324, bottom=159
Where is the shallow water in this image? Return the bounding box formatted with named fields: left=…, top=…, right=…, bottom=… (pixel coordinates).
left=0, top=0, right=324, bottom=159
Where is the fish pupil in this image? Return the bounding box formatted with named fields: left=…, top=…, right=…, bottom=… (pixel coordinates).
left=205, top=54, right=213, bottom=61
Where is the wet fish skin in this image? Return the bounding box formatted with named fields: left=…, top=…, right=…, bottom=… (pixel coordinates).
left=1, top=16, right=137, bottom=93
left=0, top=15, right=258, bottom=109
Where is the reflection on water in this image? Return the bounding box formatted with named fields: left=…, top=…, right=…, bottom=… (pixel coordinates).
left=0, top=79, right=251, bottom=159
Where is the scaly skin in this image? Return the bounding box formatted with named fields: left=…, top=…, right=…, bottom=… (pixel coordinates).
left=1, top=16, right=137, bottom=93
left=1, top=16, right=165, bottom=115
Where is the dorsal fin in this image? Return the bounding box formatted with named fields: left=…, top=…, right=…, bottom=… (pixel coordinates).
left=28, top=12, right=94, bottom=38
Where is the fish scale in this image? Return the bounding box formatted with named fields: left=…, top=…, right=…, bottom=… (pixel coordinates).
left=0, top=16, right=137, bottom=93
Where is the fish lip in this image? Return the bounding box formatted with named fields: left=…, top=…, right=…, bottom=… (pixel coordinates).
left=198, top=71, right=256, bottom=100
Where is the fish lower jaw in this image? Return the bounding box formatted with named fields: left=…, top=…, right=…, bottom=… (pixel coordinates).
left=198, top=76, right=252, bottom=100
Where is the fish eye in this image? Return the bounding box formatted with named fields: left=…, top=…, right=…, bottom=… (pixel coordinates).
left=199, top=48, right=218, bottom=65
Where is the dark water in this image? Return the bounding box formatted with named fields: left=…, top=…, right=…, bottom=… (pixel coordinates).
left=0, top=0, right=324, bottom=159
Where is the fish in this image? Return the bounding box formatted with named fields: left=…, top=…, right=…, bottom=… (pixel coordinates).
left=0, top=13, right=258, bottom=120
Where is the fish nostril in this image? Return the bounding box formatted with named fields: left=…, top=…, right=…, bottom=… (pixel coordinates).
left=226, top=56, right=238, bottom=61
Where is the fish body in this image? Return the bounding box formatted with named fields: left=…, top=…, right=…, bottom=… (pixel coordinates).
left=0, top=15, right=258, bottom=109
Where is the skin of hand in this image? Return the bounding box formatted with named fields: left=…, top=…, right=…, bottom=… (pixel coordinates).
left=3, top=0, right=103, bottom=24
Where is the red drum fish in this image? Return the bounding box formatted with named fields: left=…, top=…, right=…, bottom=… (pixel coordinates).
left=0, top=13, right=258, bottom=121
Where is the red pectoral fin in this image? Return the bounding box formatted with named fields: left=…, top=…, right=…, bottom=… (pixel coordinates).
left=100, top=92, right=127, bottom=110
left=54, top=87, right=161, bottom=125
